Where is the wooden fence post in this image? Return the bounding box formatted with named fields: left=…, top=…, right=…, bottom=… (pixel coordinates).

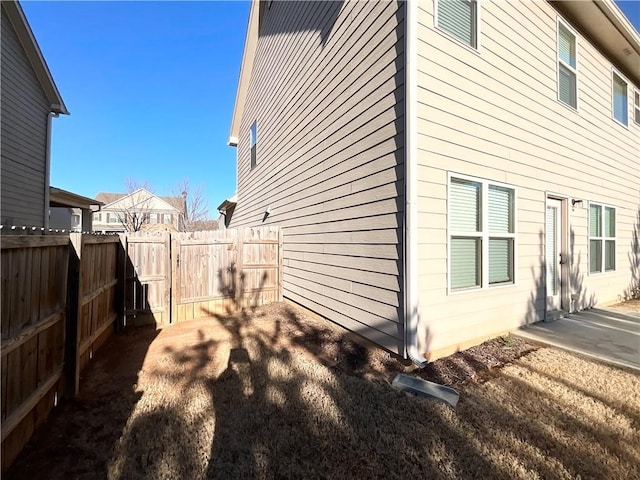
left=235, top=228, right=244, bottom=310
left=115, top=234, right=126, bottom=332
left=170, top=233, right=178, bottom=324
left=64, top=232, right=82, bottom=399
left=278, top=228, right=284, bottom=301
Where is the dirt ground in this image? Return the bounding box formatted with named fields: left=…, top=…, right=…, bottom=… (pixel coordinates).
left=6, top=301, right=640, bottom=479
left=610, top=297, right=640, bottom=313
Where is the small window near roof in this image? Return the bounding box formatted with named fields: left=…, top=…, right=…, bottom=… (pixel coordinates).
left=612, top=72, right=628, bottom=127
left=250, top=121, right=257, bottom=169
left=557, top=20, right=577, bottom=109
left=436, top=0, right=478, bottom=49
left=634, top=90, right=640, bottom=125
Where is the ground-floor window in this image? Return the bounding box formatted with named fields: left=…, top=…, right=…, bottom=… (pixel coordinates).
left=449, top=174, right=516, bottom=292
left=589, top=203, right=616, bottom=273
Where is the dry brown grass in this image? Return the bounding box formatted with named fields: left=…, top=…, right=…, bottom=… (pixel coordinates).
left=7, top=302, right=640, bottom=480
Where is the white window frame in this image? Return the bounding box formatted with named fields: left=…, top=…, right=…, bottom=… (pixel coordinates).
left=556, top=17, right=579, bottom=111
left=611, top=69, right=629, bottom=128
left=588, top=202, right=616, bottom=274
left=634, top=88, right=640, bottom=126
left=433, top=0, right=481, bottom=52
left=447, top=172, right=517, bottom=294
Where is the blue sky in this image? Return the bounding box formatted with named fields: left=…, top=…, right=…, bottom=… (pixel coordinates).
left=20, top=1, right=640, bottom=216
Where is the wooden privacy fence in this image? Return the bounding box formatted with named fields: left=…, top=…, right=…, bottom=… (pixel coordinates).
left=1, top=232, right=122, bottom=472
left=0, top=226, right=281, bottom=471
left=1, top=235, right=69, bottom=472
left=67, top=233, right=121, bottom=394
left=172, top=227, right=282, bottom=322
left=124, top=227, right=282, bottom=325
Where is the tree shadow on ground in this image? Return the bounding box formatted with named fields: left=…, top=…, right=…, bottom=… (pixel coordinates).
left=108, top=301, right=640, bottom=480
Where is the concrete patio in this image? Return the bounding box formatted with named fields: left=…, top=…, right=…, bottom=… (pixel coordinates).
left=515, top=308, right=640, bottom=372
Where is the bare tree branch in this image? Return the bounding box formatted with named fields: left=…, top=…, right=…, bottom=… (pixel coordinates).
left=115, top=178, right=155, bottom=232
left=172, top=178, right=211, bottom=231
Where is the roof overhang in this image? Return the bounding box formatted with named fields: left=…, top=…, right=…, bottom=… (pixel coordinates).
left=2, top=1, right=69, bottom=115
left=552, top=0, right=640, bottom=86
left=228, top=0, right=260, bottom=146
left=49, top=187, right=103, bottom=210
left=217, top=195, right=238, bottom=213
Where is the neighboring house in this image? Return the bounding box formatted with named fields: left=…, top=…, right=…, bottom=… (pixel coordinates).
left=93, top=188, right=186, bottom=233
left=225, top=0, right=640, bottom=363
left=49, top=186, right=103, bottom=232
left=0, top=0, right=68, bottom=227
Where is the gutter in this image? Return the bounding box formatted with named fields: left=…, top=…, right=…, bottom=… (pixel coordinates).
left=43, top=112, right=57, bottom=229
left=404, top=0, right=428, bottom=368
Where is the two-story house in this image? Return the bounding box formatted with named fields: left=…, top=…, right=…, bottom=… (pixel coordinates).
left=223, top=0, right=640, bottom=364
left=1, top=0, right=68, bottom=228
left=93, top=188, right=186, bottom=233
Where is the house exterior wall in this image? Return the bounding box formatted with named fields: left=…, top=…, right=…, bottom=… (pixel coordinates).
left=229, top=1, right=407, bottom=353
left=93, top=208, right=181, bottom=233
left=49, top=207, right=86, bottom=232
left=415, top=0, right=640, bottom=358
left=0, top=6, right=50, bottom=227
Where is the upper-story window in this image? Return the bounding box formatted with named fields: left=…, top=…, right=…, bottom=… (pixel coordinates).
left=634, top=90, right=640, bottom=126
left=557, top=19, right=578, bottom=109
left=612, top=70, right=628, bottom=127
left=436, top=0, right=479, bottom=49
left=250, top=121, right=257, bottom=169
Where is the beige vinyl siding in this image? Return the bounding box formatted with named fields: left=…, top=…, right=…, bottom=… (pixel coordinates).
left=0, top=8, right=50, bottom=227
left=416, top=0, right=640, bottom=358
left=230, top=1, right=406, bottom=353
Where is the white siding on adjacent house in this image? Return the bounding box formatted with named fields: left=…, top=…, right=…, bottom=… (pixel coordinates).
left=230, top=1, right=406, bottom=353
left=415, top=0, right=640, bottom=358
left=0, top=7, right=50, bottom=227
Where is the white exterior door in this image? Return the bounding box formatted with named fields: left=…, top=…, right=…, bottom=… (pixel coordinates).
left=546, top=198, right=563, bottom=315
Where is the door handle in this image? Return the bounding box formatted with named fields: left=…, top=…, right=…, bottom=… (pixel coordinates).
left=559, top=253, right=567, bottom=265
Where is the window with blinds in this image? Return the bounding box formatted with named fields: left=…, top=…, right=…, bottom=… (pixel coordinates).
left=449, top=176, right=516, bottom=292
left=589, top=203, right=616, bottom=273
left=634, top=90, right=640, bottom=126
left=612, top=72, right=628, bottom=127
left=250, top=121, right=258, bottom=169
left=436, top=0, right=478, bottom=49
left=557, top=20, right=577, bottom=109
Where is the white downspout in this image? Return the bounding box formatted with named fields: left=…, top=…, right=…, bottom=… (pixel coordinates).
left=43, top=112, right=57, bottom=229
left=405, top=0, right=428, bottom=368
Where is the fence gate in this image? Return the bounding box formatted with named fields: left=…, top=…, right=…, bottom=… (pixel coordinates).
left=171, top=228, right=282, bottom=322
left=123, top=232, right=171, bottom=326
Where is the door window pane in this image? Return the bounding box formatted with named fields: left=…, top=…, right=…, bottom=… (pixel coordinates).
left=546, top=205, right=558, bottom=295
